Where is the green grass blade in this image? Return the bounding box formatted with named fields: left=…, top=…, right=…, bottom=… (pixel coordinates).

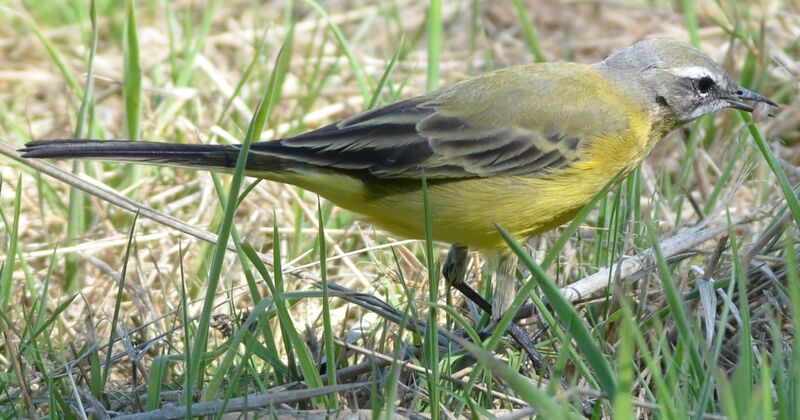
left=204, top=294, right=275, bottom=398
left=176, top=0, right=221, bottom=86
left=302, top=0, right=371, bottom=101
left=32, top=247, right=57, bottom=332
left=213, top=29, right=270, bottom=128
left=498, top=226, right=617, bottom=397
left=784, top=233, right=800, bottom=420
left=612, top=307, right=634, bottom=419
left=0, top=177, right=22, bottom=309
left=24, top=13, right=83, bottom=97
left=270, top=222, right=325, bottom=397
left=18, top=295, right=78, bottom=355
left=64, top=162, right=85, bottom=293
left=162, top=0, right=179, bottom=83
left=421, top=174, right=440, bottom=418
left=704, top=140, right=744, bottom=214
left=239, top=245, right=295, bottom=374
left=318, top=198, right=338, bottom=407
left=680, top=0, right=700, bottom=47
left=728, top=212, right=754, bottom=405
left=646, top=224, right=704, bottom=383
left=368, top=45, right=402, bottom=110
left=382, top=303, right=413, bottom=419
left=510, top=0, right=545, bottom=62
left=741, top=112, right=800, bottom=228
left=426, top=0, right=442, bottom=91
left=178, top=243, right=193, bottom=416
left=101, top=212, right=139, bottom=388
left=65, top=0, right=100, bottom=293
left=457, top=339, right=570, bottom=418
left=123, top=0, right=142, bottom=140
left=202, top=176, right=283, bottom=397
left=187, top=38, right=293, bottom=397
left=619, top=292, right=679, bottom=418
left=74, top=0, right=98, bottom=139
left=145, top=355, right=169, bottom=410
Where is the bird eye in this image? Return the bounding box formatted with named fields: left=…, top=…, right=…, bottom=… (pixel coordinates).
left=695, top=76, right=715, bottom=94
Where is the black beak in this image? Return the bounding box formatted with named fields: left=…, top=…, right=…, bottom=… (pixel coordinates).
left=725, top=86, right=777, bottom=113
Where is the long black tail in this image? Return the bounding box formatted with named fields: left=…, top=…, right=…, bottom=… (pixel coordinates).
left=20, top=139, right=288, bottom=173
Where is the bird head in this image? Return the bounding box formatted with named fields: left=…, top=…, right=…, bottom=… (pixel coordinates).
left=597, top=38, right=775, bottom=127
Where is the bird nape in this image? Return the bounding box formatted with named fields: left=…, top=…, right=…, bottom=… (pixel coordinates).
left=21, top=37, right=775, bottom=344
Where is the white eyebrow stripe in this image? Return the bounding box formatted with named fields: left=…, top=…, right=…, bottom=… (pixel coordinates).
left=668, top=66, right=717, bottom=81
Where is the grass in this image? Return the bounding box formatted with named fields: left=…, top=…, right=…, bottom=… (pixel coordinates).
left=1, top=0, right=799, bottom=418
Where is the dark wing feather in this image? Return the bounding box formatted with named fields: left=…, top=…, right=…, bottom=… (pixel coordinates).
left=415, top=113, right=578, bottom=177
left=251, top=96, right=581, bottom=179
left=250, top=97, right=435, bottom=174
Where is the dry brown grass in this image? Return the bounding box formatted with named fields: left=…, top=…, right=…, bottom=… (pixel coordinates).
left=1, top=0, right=799, bottom=417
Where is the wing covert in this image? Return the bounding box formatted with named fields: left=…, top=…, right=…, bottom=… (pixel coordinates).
left=412, top=113, right=579, bottom=177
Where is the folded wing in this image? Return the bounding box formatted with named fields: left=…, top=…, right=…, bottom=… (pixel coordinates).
left=258, top=67, right=601, bottom=179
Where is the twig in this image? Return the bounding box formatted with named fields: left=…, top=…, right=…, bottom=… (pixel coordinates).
left=558, top=213, right=763, bottom=302
left=114, top=382, right=369, bottom=419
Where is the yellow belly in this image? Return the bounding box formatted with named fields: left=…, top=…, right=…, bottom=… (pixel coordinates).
left=359, top=163, right=625, bottom=250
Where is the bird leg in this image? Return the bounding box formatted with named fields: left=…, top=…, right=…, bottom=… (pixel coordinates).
left=487, top=254, right=554, bottom=380
left=491, top=254, right=518, bottom=321
left=441, top=247, right=520, bottom=320
left=442, top=244, right=492, bottom=314
left=442, top=246, right=551, bottom=379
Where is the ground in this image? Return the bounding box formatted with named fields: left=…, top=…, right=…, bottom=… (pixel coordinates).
left=0, top=0, right=799, bottom=418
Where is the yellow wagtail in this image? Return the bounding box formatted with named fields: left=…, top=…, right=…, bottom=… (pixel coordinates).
left=22, top=38, right=775, bottom=320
